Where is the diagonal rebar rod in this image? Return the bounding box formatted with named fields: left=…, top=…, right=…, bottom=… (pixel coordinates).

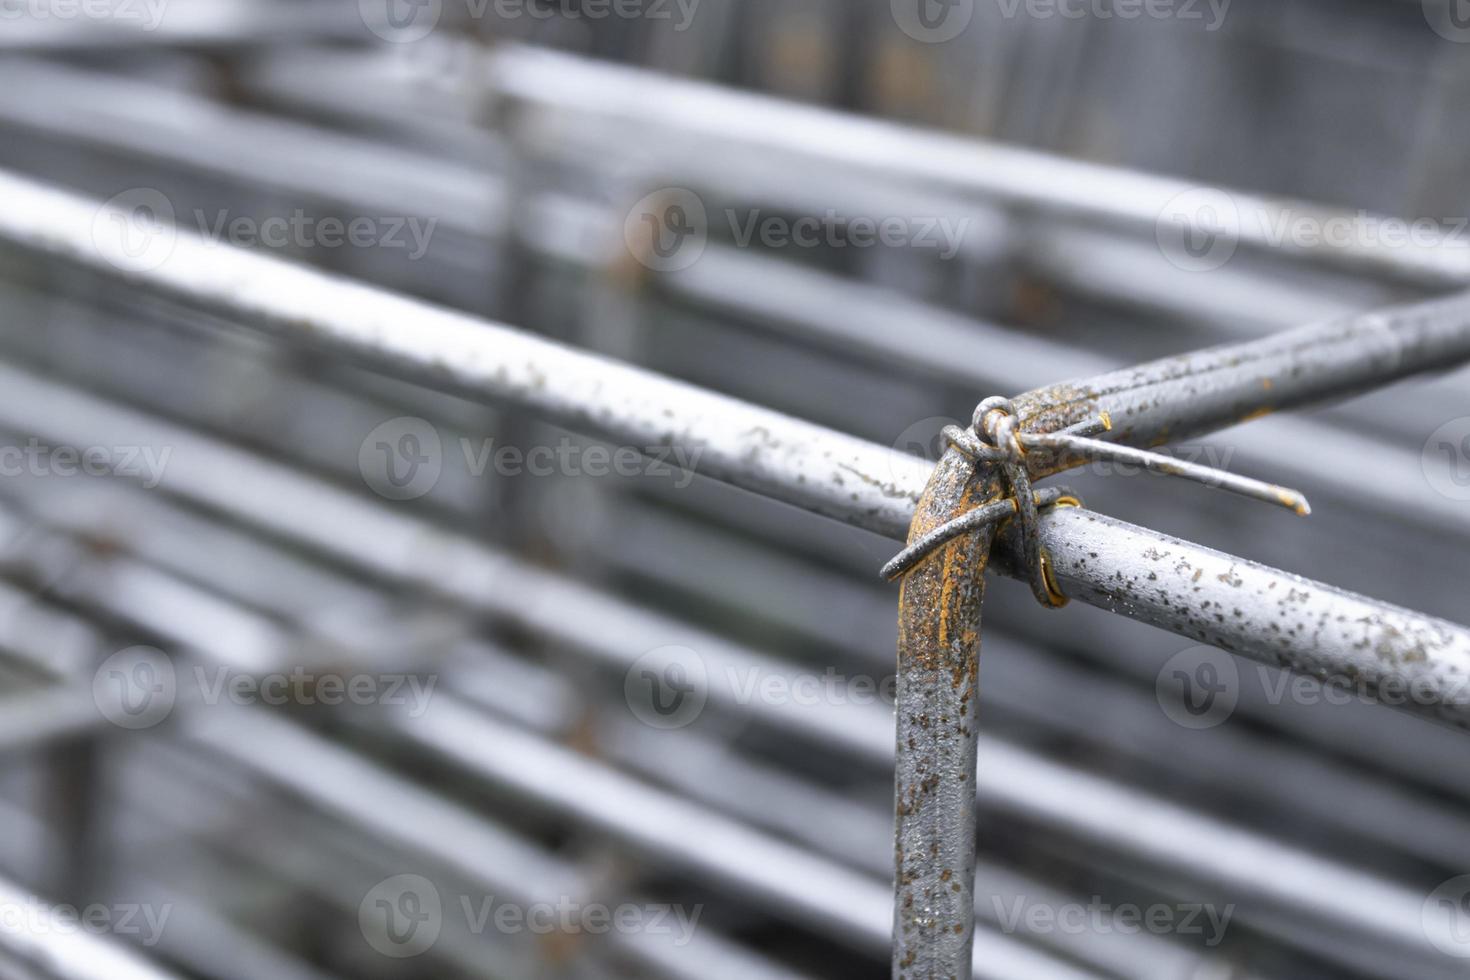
left=2, top=170, right=1470, bottom=724
left=883, top=290, right=1470, bottom=973
left=4, top=170, right=1470, bottom=539
left=0, top=386, right=1456, bottom=974
left=487, top=44, right=1470, bottom=288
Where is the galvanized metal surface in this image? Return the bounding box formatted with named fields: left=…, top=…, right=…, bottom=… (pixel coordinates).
left=488, top=44, right=1470, bottom=288
left=0, top=368, right=1456, bottom=977
left=1, top=20, right=1469, bottom=978
left=4, top=171, right=1470, bottom=732
left=892, top=454, right=999, bottom=979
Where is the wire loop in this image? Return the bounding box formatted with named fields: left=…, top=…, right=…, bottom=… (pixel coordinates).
left=882, top=397, right=1312, bottom=609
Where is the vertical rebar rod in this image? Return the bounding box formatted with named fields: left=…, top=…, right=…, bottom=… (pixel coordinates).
left=892, top=456, right=1001, bottom=979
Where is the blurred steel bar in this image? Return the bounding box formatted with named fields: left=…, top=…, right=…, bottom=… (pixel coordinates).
left=0, top=428, right=1449, bottom=974
left=0, top=488, right=1244, bottom=979
left=0, top=534, right=823, bottom=980
left=487, top=44, right=1470, bottom=288
left=5, top=170, right=1470, bottom=539
left=189, top=709, right=814, bottom=980
left=474, top=653, right=1243, bottom=980
left=0, top=527, right=1096, bottom=980
left=386, top=696, right=1106, bottom=980
left=0, top=211, right=1467, bottom=727
left=0, top=874, right=181, bottom=980
left=0, top=171, right=924, bottom=536
left=0, top=0, right=379, bottom=52
left=1, top=56, right=1463, bottom=456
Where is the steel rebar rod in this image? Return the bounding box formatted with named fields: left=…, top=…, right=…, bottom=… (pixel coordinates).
left=486, top=45, right=1470, bottom=288
left=0, top=523, right=1098, bottom=980
left=0, top=528, right=849, bottom=980
left=891, top=447, right=1003, bottom=979
left=11, top=267, right=1470, bottom=774
left=0, top=172, right=1468, bottom=723
left=10, top=53, right=1470, bottom=457
left=0, top=417, right=1450, bottom=972
left=453, top=648, right=1244, bottom=980
left=0, top=874, right=180, bottom=980
left=5, top=61, right=1469, bottom=544
left=0, top=491, right=1249, bottom=978
left=4, top=169, right=1470, bottom=539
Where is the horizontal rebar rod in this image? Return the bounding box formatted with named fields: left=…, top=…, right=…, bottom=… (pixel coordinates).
left=0, top=522, right=1100, bottom=980
left=0, top=484, right=1447, bottom=973
left=5, top=60, right=1468, bottom=550
left=3, top=172, right=1470, bottom=727
left=488, top=45, right=1470, bottom=288
left=0, top=501, right=1226, bottom=979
